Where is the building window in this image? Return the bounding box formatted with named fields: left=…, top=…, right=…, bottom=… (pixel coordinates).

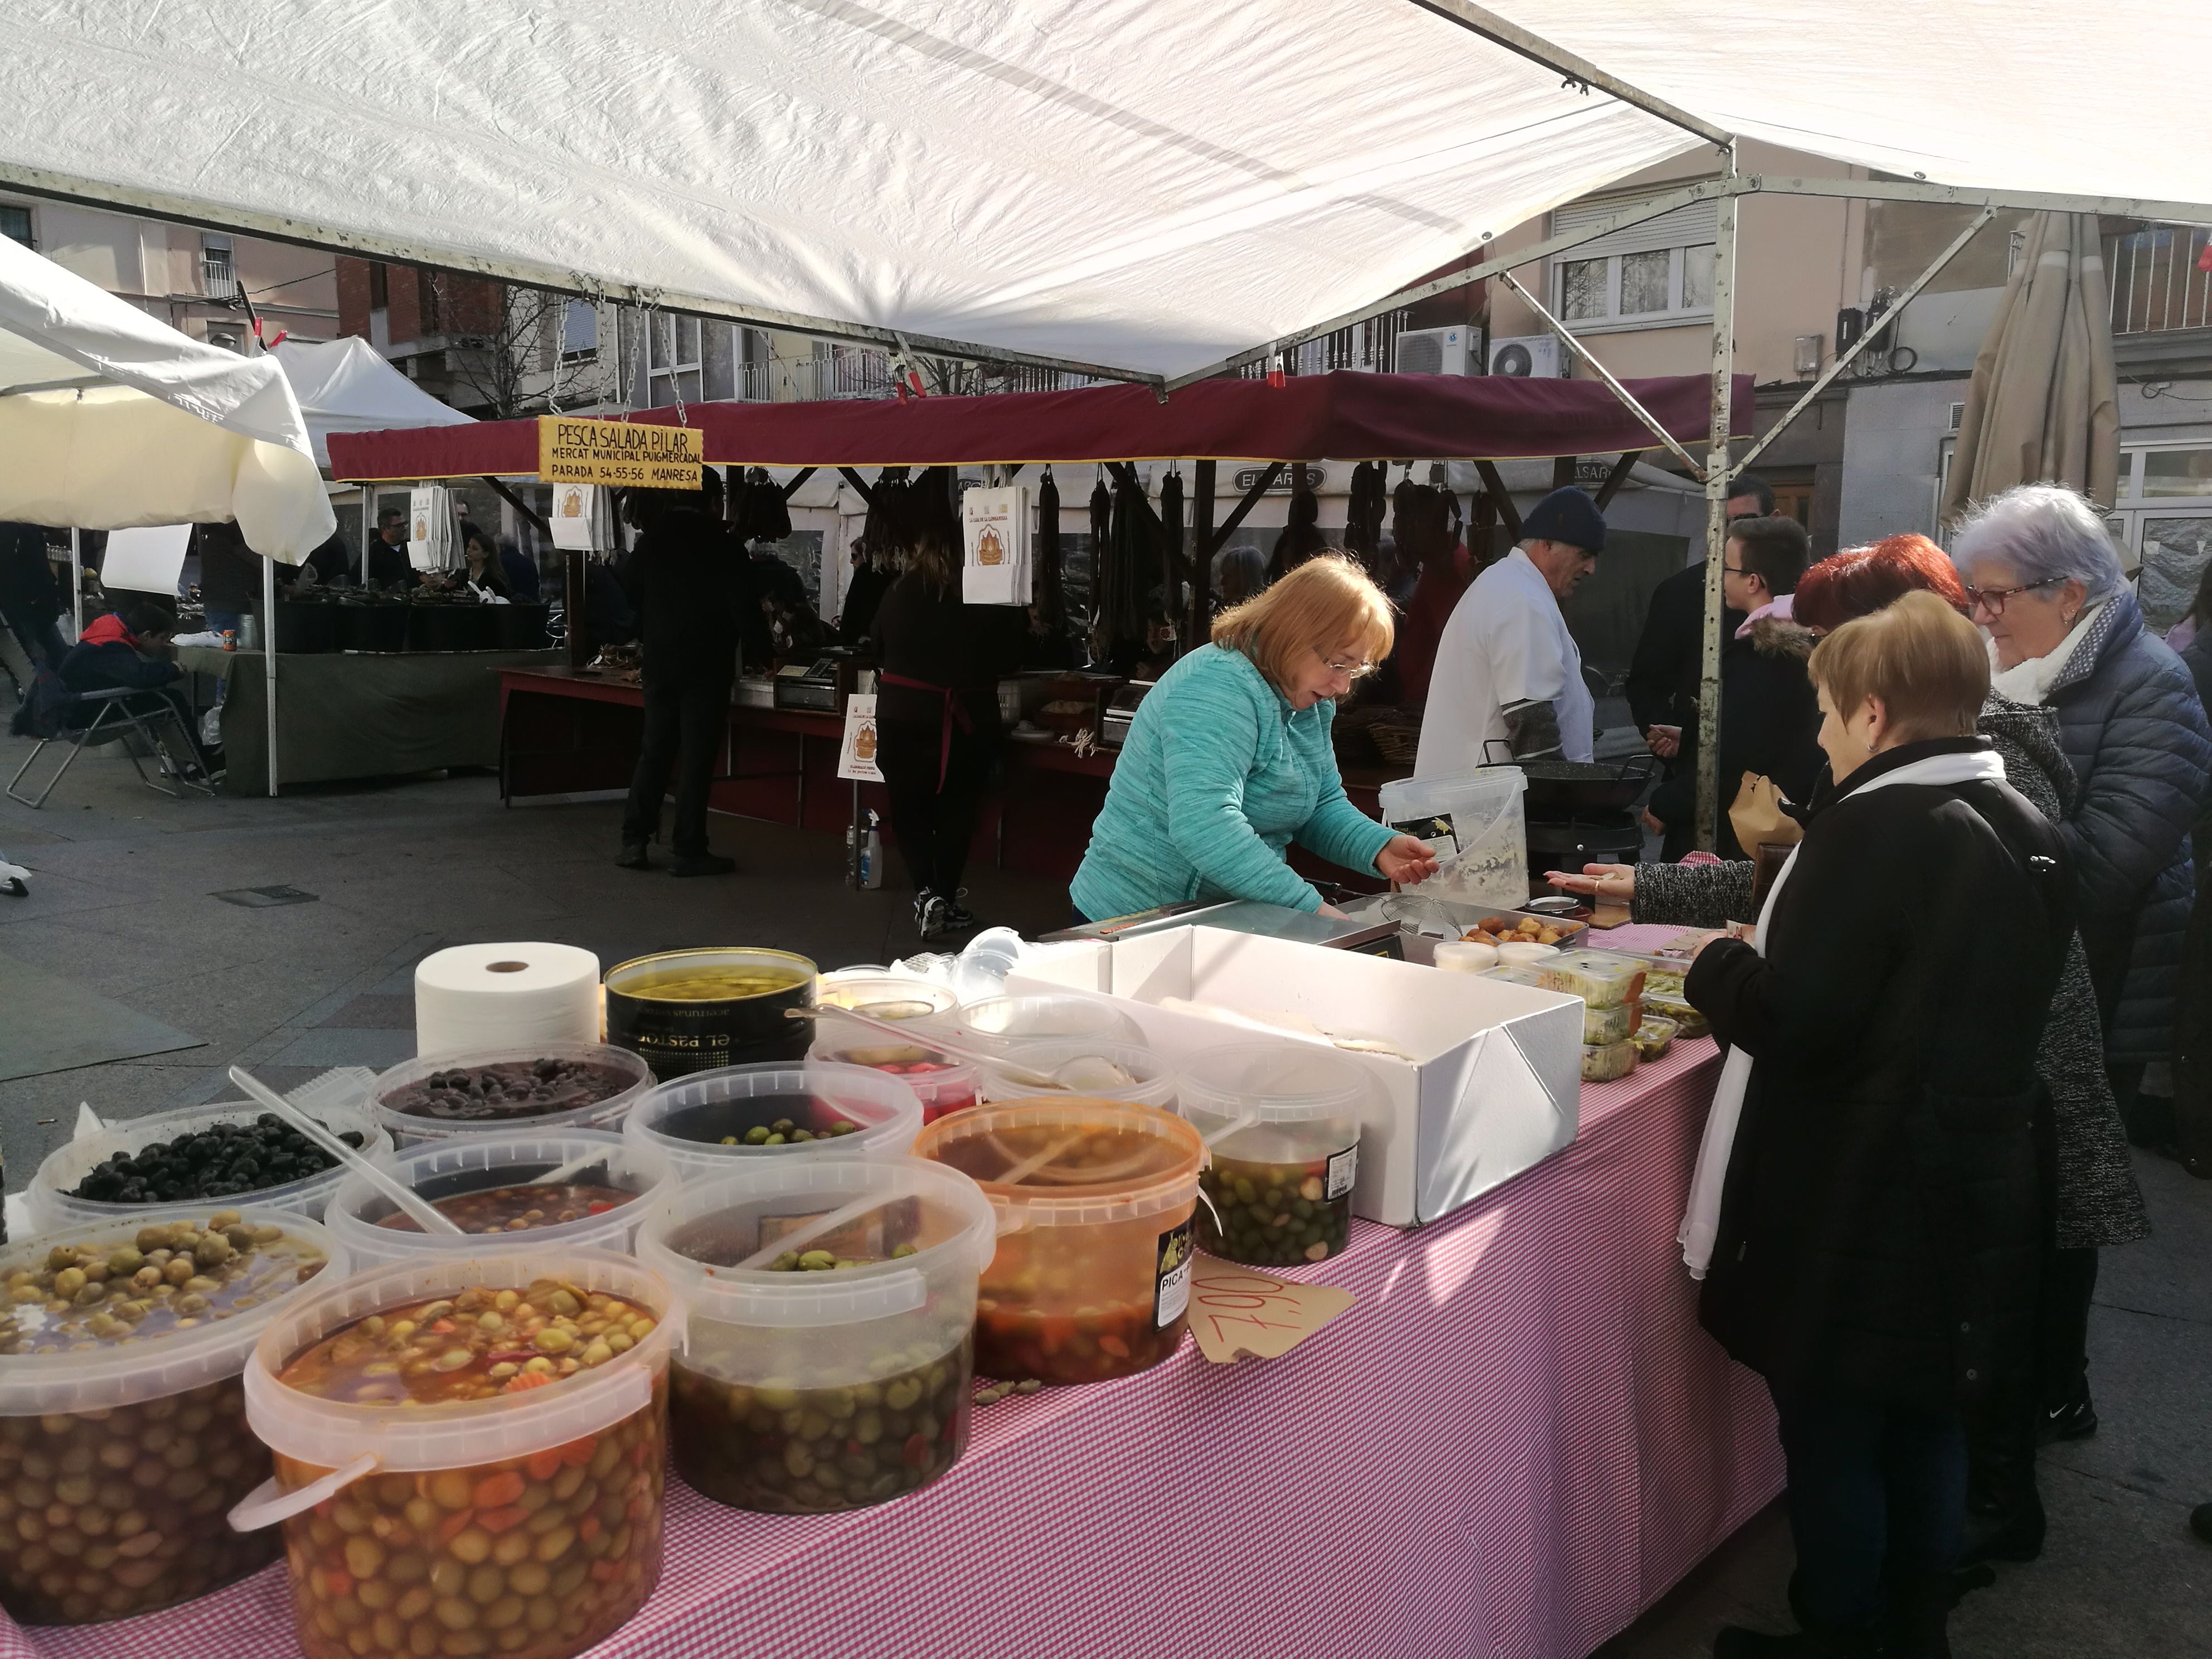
left=1550, top=190, right=1718, bottom=333
left=646, top=313, right=702, bottom=408
left=201, top=234, right=234, bottom=295
left=0, top=206, right=31, bottom=249
left=561, top=299, right=598, bottom=361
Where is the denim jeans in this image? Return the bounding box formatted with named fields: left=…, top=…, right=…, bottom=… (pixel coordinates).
left=1769, top=1385, right=1967, bottom=1631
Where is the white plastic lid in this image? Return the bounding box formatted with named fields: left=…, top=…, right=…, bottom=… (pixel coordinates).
left=950, top=994, right=1144, bottom=1058
left=1176, top=1040, right=1377, bottom=1124
left=623, top=1061, right=923, bottom=1171
left=323, top=1130, right=676, bottom=1264
left=369, top=1042, right=653, bottom=1142
left=979, top=1041, right=1177, bottom=1110
left=0, top=1206, right=343, bottom=1415
left=241, top=1249, right=680, bottom=1474
left=633, top=1157, right=997, bottom=1331
left=814, top=974, right=959, bottom=1025
left=30, top=1099, right=394, bottom=1231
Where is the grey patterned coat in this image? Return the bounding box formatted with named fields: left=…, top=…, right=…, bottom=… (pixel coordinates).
left=1635, top=692, right=2148, bottom=1250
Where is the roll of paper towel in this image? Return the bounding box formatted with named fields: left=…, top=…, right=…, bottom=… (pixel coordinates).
left=415, top=943, right=601, bottom=1059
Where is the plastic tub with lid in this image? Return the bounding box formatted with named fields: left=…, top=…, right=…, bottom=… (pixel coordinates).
left=915, top=1099, right=1204, bottom=1385
left=1534, top=949, right=1648, bottom=1009
left=809, top=987, right=980, bottom=1126
left=0, top=1205, right=341, bottom=1624
left=1175, top=1041, right=1374, bottom=1267
left=231, top=1250, right=678, bottom=1659
left=324, top=1131, right=677, bottom=1270
left=29, top=1099, right=394, bottom=1233
left=624, top=1061, right=923, bottom=1182
left=947, top=993, right=1144, bottom=1060
left=814, top=973, right=959, bottom=1028
left=978, top=1040, right=1177, bottom=1111
left=635, top=1156, right=996, bottom=1512
left=369, top=1042, right=654, bottom=1146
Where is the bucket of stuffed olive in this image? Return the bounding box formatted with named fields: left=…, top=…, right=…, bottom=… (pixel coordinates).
left=915, top=1100, right=1205, bottom=1386
left=232, top=1250, right=678, bottom=1659
left=635, top=1156, right=997, bottom=1514
left=1175, top=1041, right=1373, bottom=1267
left=603, top=948, right=818, bottom=1080
left=324, top=1132, right=676, bottom=1271
left=0, top=1206, right=340, bottom=1624
left=624, top=1060, right=923, bottom=1183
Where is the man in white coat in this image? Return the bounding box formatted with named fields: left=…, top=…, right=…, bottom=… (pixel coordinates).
left=1414, top=486, right=1606, bottom=778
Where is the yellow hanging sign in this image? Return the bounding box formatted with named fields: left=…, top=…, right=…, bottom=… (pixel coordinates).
left=536, top=416, right=704, bottom=487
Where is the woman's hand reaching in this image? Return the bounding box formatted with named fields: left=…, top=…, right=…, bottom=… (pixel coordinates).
left=1544, top=862, right=1637, bottom=903
left=1375, top=834, right=1440, bottom=887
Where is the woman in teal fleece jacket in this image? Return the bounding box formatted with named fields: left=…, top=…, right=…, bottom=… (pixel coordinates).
left=1071, top=555, right=1438, bottom=921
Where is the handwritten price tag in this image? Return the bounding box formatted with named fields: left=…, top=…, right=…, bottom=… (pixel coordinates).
left=1186, top=1255, right=1354, bottom=1364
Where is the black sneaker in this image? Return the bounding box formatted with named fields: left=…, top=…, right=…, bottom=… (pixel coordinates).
left=914, top=890, right=949, bottom=939
left=2041, top=1389, right=2098, bottom=1444
left=670, top=852, right=737, bottom=877
left=942, top=891, right=978, bottom=932
left=615, top=842, right=651, bottom=870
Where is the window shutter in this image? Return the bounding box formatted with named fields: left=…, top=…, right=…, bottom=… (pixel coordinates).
left=1550, top=191, right=1719, bottom=260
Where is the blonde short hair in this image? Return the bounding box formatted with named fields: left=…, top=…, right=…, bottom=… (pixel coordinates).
left=1807, top=589, right=1988, bottom=742
left=1211, top=554, right=1394, bottom=692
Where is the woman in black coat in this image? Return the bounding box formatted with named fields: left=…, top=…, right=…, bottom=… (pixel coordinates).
left=1685, top=594, right=2074, bottom=1659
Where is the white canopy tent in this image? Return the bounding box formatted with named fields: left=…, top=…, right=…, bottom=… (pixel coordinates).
left=0, top=234, right=333, bottom=556
left=271, top=336, right=474, bottom=470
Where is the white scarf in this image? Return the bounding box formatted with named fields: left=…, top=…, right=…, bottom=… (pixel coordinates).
left=1677, top=745, right=2011, bottom=1277
left=1987, top=598, right=2105, bottom=707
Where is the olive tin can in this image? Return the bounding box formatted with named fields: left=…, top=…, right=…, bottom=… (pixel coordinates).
left=603, top=949, right=818, bottom=1081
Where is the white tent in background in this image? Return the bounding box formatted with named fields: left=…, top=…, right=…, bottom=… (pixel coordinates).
left=271, top=336, right=473, bottom=470
left=0, top=235, right=332, bottom=558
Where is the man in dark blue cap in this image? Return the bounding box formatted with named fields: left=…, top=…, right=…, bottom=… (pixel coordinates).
left=1414, top=485, right=1604, bottom=778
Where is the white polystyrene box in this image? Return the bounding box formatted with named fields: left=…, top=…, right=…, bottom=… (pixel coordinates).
left=1006, top=925, right=1583, bottom=1227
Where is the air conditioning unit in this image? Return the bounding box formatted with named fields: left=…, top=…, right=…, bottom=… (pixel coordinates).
left=1487, top=333, right=1566, bottom=378
left=1394, top=325, right=1477, bottom=376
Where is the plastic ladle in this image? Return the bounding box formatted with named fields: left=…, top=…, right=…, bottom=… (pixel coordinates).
left=227, top=1065, right=464, bottom=1236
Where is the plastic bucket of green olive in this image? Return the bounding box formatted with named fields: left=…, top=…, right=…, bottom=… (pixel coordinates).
left=977, top=1040, right=1178, bottom=1109
left=1175, top=1041, right=1376, bottom=1267
left=622, top=1060, right=924, bottom=1183
left=0, top=1205, right=342, bottom=1624
left=633, top=1155, right=997, bottom=1515
left=231, top=1250, right=680, bottom=1659
left=324, top=1132, right=678, bottom=1271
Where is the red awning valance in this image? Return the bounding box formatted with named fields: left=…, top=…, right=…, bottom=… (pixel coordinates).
left=326, top=369, right=1752, bottom=482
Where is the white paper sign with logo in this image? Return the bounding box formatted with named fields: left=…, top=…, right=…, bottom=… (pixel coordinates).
left=548, top=482, right=615, bottom=552
left=961, top=485, right=1031, bottom=606
left=406, top=485, right=456, bottom=571
left=837, top=692, right=884, bottom=783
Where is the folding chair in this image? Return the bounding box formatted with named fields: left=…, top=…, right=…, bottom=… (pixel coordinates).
left=7, top=686, right=217, bottom=808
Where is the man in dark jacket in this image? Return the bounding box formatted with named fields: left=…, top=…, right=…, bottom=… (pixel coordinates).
left=1646, top=515, right=1822, bottom=858
left=366, top=507, right=419, bottom=590
left=0, top=521, right=68, bottom=681
left=1625, top=474, right=1772, bottom=855
left=193, top=521, right=260, bottom=637
left=60, top=601, right=217, bottom=775
left=616, top=471, right=743, bottom=876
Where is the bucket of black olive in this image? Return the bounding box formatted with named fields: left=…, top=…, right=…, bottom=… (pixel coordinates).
left=603, top=949, right=818, bottom=1081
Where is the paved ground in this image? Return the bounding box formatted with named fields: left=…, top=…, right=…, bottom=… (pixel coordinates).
left=2, top=731, right=2207, bottom=1658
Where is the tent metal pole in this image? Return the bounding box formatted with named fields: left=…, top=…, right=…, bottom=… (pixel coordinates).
left=1402, top=1, right=1733, bottom=147
left=67, top=529, right=81, bottom=633
left=1730, top=207, right=1997, bottom=477
left=1740, top=174, right=2212, bottom=224
left=1694, top=150, right=1740, bottom=853
left=261, top=552, right=279, bottom=798
left=1495, top=273, right=1708, bottom=479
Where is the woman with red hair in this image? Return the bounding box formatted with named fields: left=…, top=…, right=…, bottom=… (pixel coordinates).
left=1552, top=532, right=2146, bottom=1583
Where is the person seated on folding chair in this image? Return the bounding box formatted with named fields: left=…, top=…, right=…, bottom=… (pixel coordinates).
left=59, top=600, right=219, bottom=779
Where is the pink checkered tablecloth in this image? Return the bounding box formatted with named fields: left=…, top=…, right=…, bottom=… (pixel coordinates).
left=1, top=943, right=1779, bottom=1659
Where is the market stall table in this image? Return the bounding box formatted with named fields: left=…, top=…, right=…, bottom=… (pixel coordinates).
left=0, top=929, right=1777, bottom=1659
left=185, top=646, right=560, bottom=795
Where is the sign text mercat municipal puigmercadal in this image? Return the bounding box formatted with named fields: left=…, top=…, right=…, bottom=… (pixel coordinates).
left=537, top=416, right=704, bottom=487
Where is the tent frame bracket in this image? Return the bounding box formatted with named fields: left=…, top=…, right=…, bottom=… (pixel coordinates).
left=1592, top=450, right=1643, bottom=510
left=1200, top=464, right=1284, bottom=564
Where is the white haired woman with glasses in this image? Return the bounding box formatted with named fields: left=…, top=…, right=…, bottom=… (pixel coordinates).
left=1950, top=482, right=2212, bottom=1433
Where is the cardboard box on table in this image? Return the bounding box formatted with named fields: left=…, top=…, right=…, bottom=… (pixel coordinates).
left=1007, top=926, right=1584, bottom=1227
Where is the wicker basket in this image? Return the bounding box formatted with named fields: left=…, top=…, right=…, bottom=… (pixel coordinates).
left=1370, top=722, right=1422, bottom=768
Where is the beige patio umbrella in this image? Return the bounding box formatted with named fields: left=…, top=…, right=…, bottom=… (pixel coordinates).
left=1941, top=212, right=2121, bottom=522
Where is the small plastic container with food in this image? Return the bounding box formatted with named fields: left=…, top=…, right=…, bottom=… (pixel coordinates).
left=916, top=1100, right=1204, bottom=1386
left=603, top=948, right=818, bottom=1080
left=978, top=1041, right=1177, bottom=1111
left=30, top=1100, right=393, bottom=1231
left=815, top=974, right=960, bottom=1029
left=1640, top=970, right=1712, bottom=1040
left=810, top=1022, right=979, bottom=1128
left=945, top=994, right=1144, bottom=1061
left=1632, top=1015, right=1680, bottom=1061
left=0, top=1206, right=338, bottom=1625
left=325, top=1132, right=677, bottom=1270
left=232, top=1251, right=677, bottom=1659
left=1462, top=910, right=1588, bottom=950
left=370, top=1043, right=653, bottom=1147
left=1175, top=1042, right=1371, bottom=1266
left=1580, top=1000, right=1641, bottom=1045
left=1535, top=949, right=1649, bottom=1009
left=635, top=1157, right=995, bottom=1514
left=624, top=1061, right=923, bottom=1182
left=1581, top=1039, right=1639, bottom=1083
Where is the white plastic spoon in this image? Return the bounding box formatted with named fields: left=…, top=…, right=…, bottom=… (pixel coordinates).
left=228, top=1065, right=464, bottom=1236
